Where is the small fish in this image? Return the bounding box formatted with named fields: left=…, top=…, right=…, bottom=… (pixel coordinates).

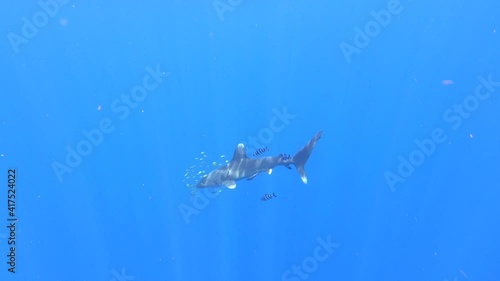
left=253, top=146, right=269, bottom=156
left=261, top=193, right=277, bottom=201
left=280, top=153, right=293, bottom=169
left=280, top=153, right=292, bottom=161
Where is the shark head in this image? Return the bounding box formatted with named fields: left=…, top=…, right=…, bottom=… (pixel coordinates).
left=195, top=143, right=247, bottom=189
left=196, top=165, right=231, bottom=188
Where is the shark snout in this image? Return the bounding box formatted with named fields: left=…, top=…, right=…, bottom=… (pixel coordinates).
left=196, top=167, right=230, bottom=188
left=196, top=176, right=208, bottom=188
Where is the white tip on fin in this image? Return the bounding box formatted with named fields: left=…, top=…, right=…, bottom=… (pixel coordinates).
left=225, top=180, right=237, bottom=189
left=268, top=169, right=273, bottom=175
left=301, top=175, right=308, bottom=184
left=297, top=167, right=308, bottom=184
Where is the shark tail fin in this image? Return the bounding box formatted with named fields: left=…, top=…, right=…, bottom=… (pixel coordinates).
left=292, top=130, right=322, bottom=184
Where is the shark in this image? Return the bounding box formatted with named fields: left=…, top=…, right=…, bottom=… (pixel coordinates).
left=196, top=130, right=323, bottom=189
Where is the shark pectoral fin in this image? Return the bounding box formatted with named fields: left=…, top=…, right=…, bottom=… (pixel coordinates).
left=247, top=174, right=258, bottom=181
left=268, top=169, right=273, bottom=175
left=297, top=166, right=308, bottom=184
left=225, top=180, right=237, bottom=189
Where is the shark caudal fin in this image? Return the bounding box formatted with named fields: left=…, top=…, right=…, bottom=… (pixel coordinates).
left=292, top=130, right=322, bottom=184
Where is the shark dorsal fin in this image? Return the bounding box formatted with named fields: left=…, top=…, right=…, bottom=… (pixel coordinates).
left=231, top=143, right=248, bottom=162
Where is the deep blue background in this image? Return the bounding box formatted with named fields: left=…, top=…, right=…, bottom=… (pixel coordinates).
left=1, top=0, right=499, bottom=280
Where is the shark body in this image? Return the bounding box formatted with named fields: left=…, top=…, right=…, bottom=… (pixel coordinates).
left=196, top=130, right=323, bottom=189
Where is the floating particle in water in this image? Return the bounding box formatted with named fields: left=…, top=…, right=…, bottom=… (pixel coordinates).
left=60, top=18, right=68, bottom=26
left=441, top=79, right=454, bottom=86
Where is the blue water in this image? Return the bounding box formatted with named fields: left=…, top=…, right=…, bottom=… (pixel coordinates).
left=1, top=0, right=500, bottom=280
